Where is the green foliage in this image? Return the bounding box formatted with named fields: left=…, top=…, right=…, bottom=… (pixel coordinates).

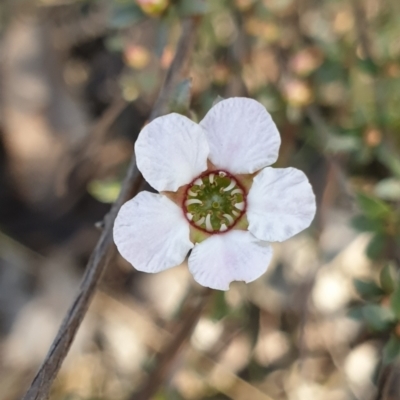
left=168, top=79, right=192, bottom=114
left=366, top=233, right=387, bottom=260
left=109, top=3, right=144, bottom=28
left=353, top=278, right=384, bottom=300
left=357, top=58, right=379, bottom=76
left=361, top=304, right=395, bottom=332
left=210, top=291, right=230, bottom=321
left=383, top=335, right=400, bottom=365
left=87, top=179, right=121, bottom=203
left=177, top=0, right=208, bottom=16
left=351, top=215, right=382, bottom=233
left=375, top=178, right=400, bottom=201
left=390, top=285, right=400, bottom=319
left=356, top=192, right=391, bottom=220
left=380, top=263, right=397, bottom=294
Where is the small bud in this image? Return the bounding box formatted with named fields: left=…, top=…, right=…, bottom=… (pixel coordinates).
left=124, top=45, right=150, bottom=69
left=136, top=0, right=169, bottom=17
left=282, top=79, right=313, bottom=107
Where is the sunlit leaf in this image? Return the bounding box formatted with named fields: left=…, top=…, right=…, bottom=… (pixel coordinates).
left=375, top=178, right=400, bottom=201
left=88, top=179, right=121, bottom=203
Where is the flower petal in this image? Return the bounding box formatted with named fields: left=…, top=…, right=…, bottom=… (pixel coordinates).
left=188, top=230, right=273, bottom=290
left=114, top=191, right=193, bottom=272
left=247, top=167, right=316, bottom=242
left=200, top=97, right=281, bottom=174
left=135, top=114, right=209, bottom=192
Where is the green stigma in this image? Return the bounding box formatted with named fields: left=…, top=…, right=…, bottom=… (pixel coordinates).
left=184, top=171, right=246, bottom=233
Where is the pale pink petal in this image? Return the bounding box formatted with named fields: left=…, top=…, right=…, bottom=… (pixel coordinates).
left=188, top=230, right=273, bottom=290
left=200, top=97, right=281, bottom=174
left=114, top=191, right=193, bottom=272
left=135, top=114, right=209, bottom=192
left=247, top=167, right=316, bottom=242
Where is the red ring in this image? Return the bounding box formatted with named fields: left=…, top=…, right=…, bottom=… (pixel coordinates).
left=182, top=170, right=247, bottom=234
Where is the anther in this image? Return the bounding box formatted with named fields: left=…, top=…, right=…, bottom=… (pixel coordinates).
left=223, top=179, right=236, bottom=192
left=209, top=173, right=215, bottom=184
left=231, top=188, right=243, bottom=195
left=205, top=214, right=213, bottom=232
left=188, top=189, right=198, bottom=197
left=185, top=199, right=202, bottom=206
left=194, top=178, right=203, bottom=186
left=186, top=213, right=194, bottom=221
left=219, top=171, right=227, bottom=177
left=232, top=210, right=240, bottom=217
left=234, top=202, right=245, bottom=211
left=220, top=224, right=228, bottom=232
left=195, top=217, right=205, bottom=226
left=223, top=214, right=234, bottom=225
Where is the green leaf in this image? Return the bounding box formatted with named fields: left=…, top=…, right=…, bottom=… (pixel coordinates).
left=177, top=0, right=208, bottom=16
left=168, top=79, right=192, bottom=114
left=325, top=134, right=361, bottom=153
left=383, top=335, right=400, bottom=365
left=390, top=285, right=400, bottom=319
left=357, top=58, right=379, bottom=76
left=356, top=192, right=391, bottom=219
left=210, top=291, right=230, bottom=321
left=348, top=305, right=364, bottom=321
left=376, top=144, right=400, bottom=179
left=361, top=304, right=395, bottom=332
left=380, top=263, right=397, bottom=294
left=87, top=179, right=121, bottom=203
left=351, top=215, right=383, bottom=233
left=374, top=178, right=400, bottom=201
left=109, top=4, right=144, bottom=29
left=212, top=95, right=225, bottom=107
left=366, top=233, right=387, bottom=260
left=353, top=279, right=384, bottom=300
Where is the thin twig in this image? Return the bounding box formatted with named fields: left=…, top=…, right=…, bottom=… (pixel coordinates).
left=22, top=17, right=198, bottom=400
left=131, top=287, right=212, bottom=400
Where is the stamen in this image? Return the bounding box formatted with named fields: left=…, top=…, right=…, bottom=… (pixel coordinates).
left=205, top=214, right=213, bottom=232
left=223, top=214, right=234, bottom=225
left=185, top=199, right=202, bottom=206
left=183, top=170, right=246, bottom=234
left=195, top=217, right=205, bottom=226
left=234, top=202, right=245, bottom=211
left=186, top=213, right=193, bottom=221
left=223, top=179, right=236, bottom=192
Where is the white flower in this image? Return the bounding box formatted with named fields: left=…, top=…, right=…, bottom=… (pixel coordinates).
left=113, top=97, right=316, bottom=290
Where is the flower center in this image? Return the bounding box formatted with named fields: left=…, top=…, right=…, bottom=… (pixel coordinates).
left=183, top=171, right=246, bottom=233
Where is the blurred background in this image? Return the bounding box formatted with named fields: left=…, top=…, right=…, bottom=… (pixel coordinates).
left=1, top=0, right=400, bottom=399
